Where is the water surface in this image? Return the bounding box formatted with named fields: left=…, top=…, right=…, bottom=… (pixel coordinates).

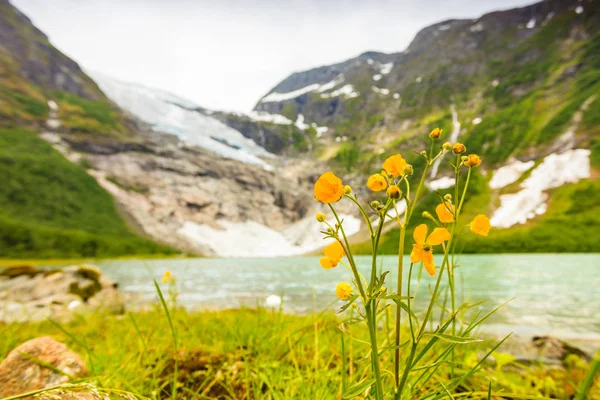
left=90, top=254, right=599, bottom=339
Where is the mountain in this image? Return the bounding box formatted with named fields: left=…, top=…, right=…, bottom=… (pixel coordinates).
left=254, top=0, right=600, bottom=252
left=0, top=0, right=325, bottom=258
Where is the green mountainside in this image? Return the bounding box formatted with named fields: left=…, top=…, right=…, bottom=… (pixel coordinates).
left=0, top=0, right=174, bottom=258
left=255, top=0, right=600, bottom=253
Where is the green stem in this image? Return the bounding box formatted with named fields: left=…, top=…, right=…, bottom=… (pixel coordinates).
left=329, top=204, right=367, bottom=301
left=393, top=224, right=406, bottom=386
left=366, top=303, right=384, bottom=400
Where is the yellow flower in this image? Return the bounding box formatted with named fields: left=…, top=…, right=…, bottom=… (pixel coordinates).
left=316, top=213, right=327, bottom=222
left=464, top=154, right=482, bottom=167
left=387, top=185, right=401, bottom=199
left=443, top=142, right=452, bottom=151
left=429, top=127, right=442, bottom=139
left=410, top=224, right=451, bottom=276
left=320, top=241, right=344, bottom=269
left=383, top=154, right=409, bottom=177
left=435, top=202, right=455, bottom=223
left=162, top=270, right=172, bottom=283
left=367, top=173, right=388, bottom=192
left=470, top=214, right=491, bottom=236
left=336, top=282, right=353, bottom=300
left=452, top=142, right=466, bottom=154
left=314, top=171, right=344, bottom=203
left=344, top=185, right=352, bottom=194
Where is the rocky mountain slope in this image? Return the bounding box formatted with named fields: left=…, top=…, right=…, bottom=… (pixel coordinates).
left=0, top=0, right=325, bottom=257
left=253, top=0, right=600, bottom=252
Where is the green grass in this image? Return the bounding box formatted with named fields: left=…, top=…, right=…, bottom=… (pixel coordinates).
left=53, top=91, right=127, bottom=135
left=0, top=128, right=176, bottom=258
left=0, top=306, right=596, bottom=399
left=460, top=180, right=600, bottom=253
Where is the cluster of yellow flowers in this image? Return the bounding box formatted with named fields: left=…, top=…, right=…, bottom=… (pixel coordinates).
left=314, top=133, right=491, bottom=299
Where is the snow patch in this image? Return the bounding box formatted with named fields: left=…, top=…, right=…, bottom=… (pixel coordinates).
left=472, top=117, right=482, bottom=125
left=492, top=79, right=500, bottom=87
left=393, top=93, right=400, bottom=100
left=575, top=6, right=583, bottom=14
left=490, top=149, right=590, bottom=228
left=470, top=23, right=484, bottom=32
left=320, top=84, right=359, bottom=99
left=367, top=59, right=374, bottom=65
left=416, top=76, right=422, bottom=83
left=373, top=74, right=382, bottom=81
left=438, top=24, right=452, bottom=31
left=246, top=111, right=292, bottom=125
left=261, top=84, right=320, bottom=103
left=372, top=86, right=390, bottom=95
left=177, top=214, right=361, bottom=257
left=379, top=62, right=393, bottom=75
left=526, top=18, right=536, bottom=29
left=489, top=160, right=535, bottom=189
left=428, top=177, right=455, bottom=191
left=47, top=100, right=58, bottom=111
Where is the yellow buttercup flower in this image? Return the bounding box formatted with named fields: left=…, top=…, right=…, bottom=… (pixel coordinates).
left=314, top=171, right=344, bottom=203
left=465, top=154, right=482, bottom=167
left=335, top=282, right=353, bottom=300
left=367, top=174, right=388, bottom=192
left=387, top=185, right=401, bottom=199
left=320, top=241, right=344, bottom=269
left=429, top=127, right=442, bottom=139
left=452, top=142, right=466, bottom=154
left=316, top=213, right=327, bottom=222
left=382, top=154, right=409, bottom=177
left=410, top=224, right=451, bottom=276
left=470, top=214, right=491, bottom=236
left=435, top=202, right=455, bottom=223
left=162, top=270, right=172, bottom=284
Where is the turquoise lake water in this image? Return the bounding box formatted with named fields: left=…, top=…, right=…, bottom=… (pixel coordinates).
left=90, top=254, right=600, bottom=339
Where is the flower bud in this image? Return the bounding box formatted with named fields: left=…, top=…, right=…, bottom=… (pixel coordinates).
left=464, top=154, right=482, bottom=167
left=461, top=155, right=469, bottom=162
left=380, top=287, right=387, bottom=294
left=420, top=150, right=427, bottom=157
left=452, top=142, right=467, bottom=154
left=370, top=200, right=381, bottom=209
left=422, top=211, right=437, bottom=223
left=344, top=185, right=353, bottom=195
left=429, top=127, right=442, bottom=139
left=387, top=185, right=402, bottom=199
left=443, top=142, right=452, bottom=151
left=351, top=302, right=358, bottom=309
left=327, top=227, right=335, bottom=234
left=443, top=193, right=452, bottom=201
left=403, top=164, right=414, bottom=176
left=316, top=213, right=327, bottom=222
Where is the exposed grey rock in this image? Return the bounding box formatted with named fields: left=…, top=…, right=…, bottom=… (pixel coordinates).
left=0, top=265, right=126, bottom=322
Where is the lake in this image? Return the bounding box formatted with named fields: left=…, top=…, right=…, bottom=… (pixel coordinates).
left=88, top=254, right=600, bottom=340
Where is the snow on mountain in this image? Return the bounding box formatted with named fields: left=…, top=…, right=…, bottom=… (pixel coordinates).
left=490, top=149, right=590, bottom=228
left=89, top=72, right=274, bottom=169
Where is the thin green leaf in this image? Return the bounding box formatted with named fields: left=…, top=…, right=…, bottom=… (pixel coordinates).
left=342, top=378, right=375, bottom=399
left=424, top=332, right=483, bottom=344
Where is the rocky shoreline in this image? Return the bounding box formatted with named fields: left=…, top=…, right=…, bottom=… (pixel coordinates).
left=0, top=264, right=126, bottom=323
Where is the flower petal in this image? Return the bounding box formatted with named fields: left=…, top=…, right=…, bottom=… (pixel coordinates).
left=427, top=227, right=451, bottom=246
left=422, top=250, right=436, bottom=276
left=410, top=244, right=424, bottom=264
left=314, top=172, right=344, bottom=203
left=470, top=214, right=491, bottom=236
left=324, top=241, right=344, bottom=262
left=413, top=224, right=428, bottom=245
left=435, top=202, right=455, bottom=223
left=320, top=257, right=337, bottom=269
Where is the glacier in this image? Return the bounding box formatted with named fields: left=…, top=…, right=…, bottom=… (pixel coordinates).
left=89, top=72, right=274, bottom=169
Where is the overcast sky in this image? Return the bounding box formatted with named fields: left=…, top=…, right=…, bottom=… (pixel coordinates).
left=13, top=0, right=535, bottom=112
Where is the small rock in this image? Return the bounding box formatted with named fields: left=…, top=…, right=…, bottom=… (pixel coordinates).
left=0, top=265, right=41, bottom=279
left=531, top=335, right=590, bottom=362
left=0, top=337, right=87, bottom=397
